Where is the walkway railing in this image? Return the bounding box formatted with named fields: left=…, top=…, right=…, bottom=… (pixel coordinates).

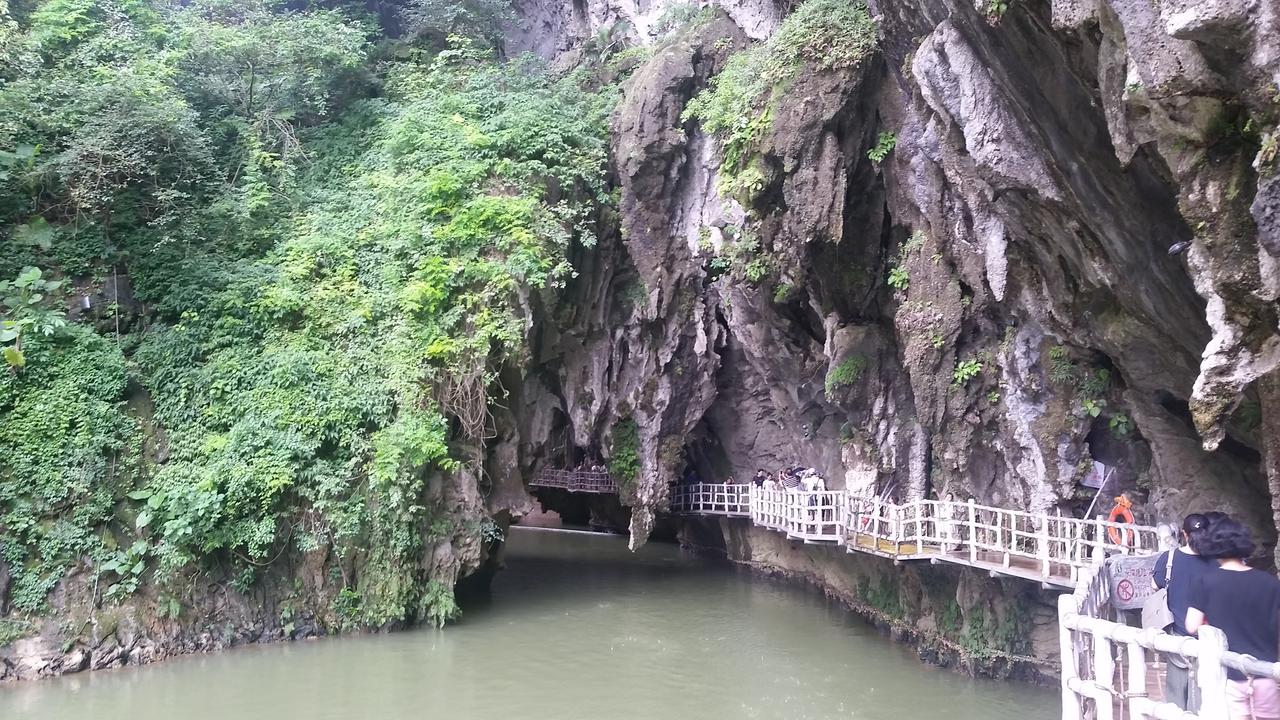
left=1058, top=556, right=1253, bottom=719
left=672, top=484, right=1157, bottom=587
left=670, top=483, right=751, bottom=516
left=750, top=489, right=845, bottom=542
left=529, top=468, right=616, bottom=494
left=1058, top=552, right=1280, bottom=718
left=669, top=482, right=1277, bottom=717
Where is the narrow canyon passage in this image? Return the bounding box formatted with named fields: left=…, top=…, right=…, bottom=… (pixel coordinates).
left=0, top=529, right=1056, bottom=719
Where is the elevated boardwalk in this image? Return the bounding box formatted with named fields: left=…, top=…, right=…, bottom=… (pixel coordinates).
left=663, top=482, right=1280, bottom=719
left=671, top=484, right=1160, bottom=588
left=529, top=468, right=616, bottom=494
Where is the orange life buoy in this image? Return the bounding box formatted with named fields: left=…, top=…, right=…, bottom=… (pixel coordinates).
left=1107, top=496, right=1135, bottom=547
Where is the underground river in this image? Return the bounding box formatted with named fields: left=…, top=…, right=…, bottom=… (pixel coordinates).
left=0, top=527, right=1058, bottom=719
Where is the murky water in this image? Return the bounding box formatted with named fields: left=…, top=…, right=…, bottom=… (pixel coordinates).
left=0, top=528, right=1058, bottom=719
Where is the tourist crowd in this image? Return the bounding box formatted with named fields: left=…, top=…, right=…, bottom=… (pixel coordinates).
left=1150, top=512, right=1280, bottom=719
left=749, top=466, right=828, bottom=492
left=677, top=465, right=831, bottom=493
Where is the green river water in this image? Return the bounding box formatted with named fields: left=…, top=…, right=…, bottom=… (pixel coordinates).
left=0, top=527, right=1059, bottom=719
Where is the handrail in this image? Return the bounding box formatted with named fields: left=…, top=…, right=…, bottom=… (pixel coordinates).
left=1058, top=551, right=1280, bottom=718
left=670, top=483, right=751, bottom=516
left=671, top=485, right=1158, bottom=585
left=667, top=481, right=1276, bottom=717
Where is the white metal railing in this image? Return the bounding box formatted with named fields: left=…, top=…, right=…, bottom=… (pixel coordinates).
left=663, top=477, right=1280, bottom=718
left=823, top=494, right=1158, bottom=583
left=747, top=489, right=844, bottom=542
left=677, top=487, right=1158, bottom=585
left=671, top=483, right=751, bottom=516
left=667, top=479, right=1280, bottom=720
left=1058, top=555, right=1280, bottom=719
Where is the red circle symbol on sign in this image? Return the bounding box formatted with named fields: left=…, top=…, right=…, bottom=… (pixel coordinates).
left=1117, top=579, right=1135, bottom=602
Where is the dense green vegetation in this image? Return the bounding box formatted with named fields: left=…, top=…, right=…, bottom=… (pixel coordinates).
left=0, top=0, right=613, bottom=626
left=607, top=418, right=640, bottom=495
left=682, top=0, right=876, bottom=203
left=824, top=355, right=866, bottom=399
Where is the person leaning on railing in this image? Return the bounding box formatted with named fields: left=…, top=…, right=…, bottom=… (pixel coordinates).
left=1149, top=513, right=1215, bottom=712
left=1185, top=517, right=1280, bottom=720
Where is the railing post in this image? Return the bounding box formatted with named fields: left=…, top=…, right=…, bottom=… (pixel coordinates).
left=996, top=511, right=1006, bottom=567
left=1125, top=638, right=1146, bottom=718
left=1058, top=595, right=1081, bottom=720
left=1197, top=626, right=1230, bottom=719
left=968, top=499, right=977, bottom=563
left=914, top=501, right=923, bottom=550
left=1074, top=520, right=1085, bottom=567
left=1039, top=516, right=1051, bottom=578
left=1094, top=621, right=1116, bottom=720
left=835, top=493, right=843, bottom=543
left=1094, top=515, right=1106, bottom=561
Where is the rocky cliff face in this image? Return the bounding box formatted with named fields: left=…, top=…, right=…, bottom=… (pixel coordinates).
left=506, top=0, right=1280, bottom=546
left=493, top=0, right=1280, bottom=669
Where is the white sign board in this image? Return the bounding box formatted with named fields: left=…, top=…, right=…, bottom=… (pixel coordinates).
left=1107, top=554, right=1160, bottom=610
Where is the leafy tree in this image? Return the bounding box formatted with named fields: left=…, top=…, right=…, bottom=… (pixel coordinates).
left=51, top=73, right=215, bottom=228
left=396, top=0, right=510, bottom=48
left=176, top=0, right=370, bottom=155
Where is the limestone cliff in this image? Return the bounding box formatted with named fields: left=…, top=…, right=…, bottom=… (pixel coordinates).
left=504, top=0, right=1280, bottom=550
left=492, top=0, right=1280, bottom=672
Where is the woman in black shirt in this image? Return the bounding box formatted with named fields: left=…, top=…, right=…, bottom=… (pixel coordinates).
left=1152, top=513, right=1215, bottom=710
left=1186, top=518, right=1280, bottom=720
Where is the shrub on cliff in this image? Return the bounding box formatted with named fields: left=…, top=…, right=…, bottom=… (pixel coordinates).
left=682, top=0, right=877, bottom=202
left=0, top=326, right=140, bottom=612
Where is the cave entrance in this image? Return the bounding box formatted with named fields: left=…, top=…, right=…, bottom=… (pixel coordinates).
left=520, top=410, right=631, bottom=532
left=525, top=487, right=631, bottom=533
left=679, top=420, right=735, bottom=485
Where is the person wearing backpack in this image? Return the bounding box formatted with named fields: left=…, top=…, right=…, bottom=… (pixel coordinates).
left=1149, top=513, right=1215, bottom=711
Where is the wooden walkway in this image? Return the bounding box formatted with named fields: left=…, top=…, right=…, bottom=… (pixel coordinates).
left=671, top=484, right=1160, bottom=587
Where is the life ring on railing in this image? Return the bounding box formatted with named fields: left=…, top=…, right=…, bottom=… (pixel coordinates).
left=1106, top=496, right=1135, bottom=548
